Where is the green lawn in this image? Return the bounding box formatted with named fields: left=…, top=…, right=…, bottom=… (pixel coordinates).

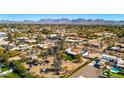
left=0, top=67, right=21, bottom=78
left=1, top=67, right=9, bottom=72
left=109, top=71, right=124, bottom=78
left=103, top=69, right=124, bottom=78
left=0, top=72, right=21, bottom=78
left=63, top=55, right=75, bottom=61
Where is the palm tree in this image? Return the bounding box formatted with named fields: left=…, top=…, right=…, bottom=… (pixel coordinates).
left=52, top=55, right=62, bottom=72
left=51, top=37, right=65, bottom=73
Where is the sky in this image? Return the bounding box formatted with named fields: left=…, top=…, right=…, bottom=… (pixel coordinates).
left=0, top=14, right=124, bottom=21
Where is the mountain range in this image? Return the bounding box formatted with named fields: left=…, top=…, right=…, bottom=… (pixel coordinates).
left=0, top=18, right=124, bottom=25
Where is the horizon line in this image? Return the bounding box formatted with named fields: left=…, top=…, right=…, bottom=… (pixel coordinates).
left=0, top=18, right=124, bottom=21
left=0, top=14, right=124, bottom=21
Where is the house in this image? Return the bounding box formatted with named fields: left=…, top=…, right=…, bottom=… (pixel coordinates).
left=16, top=37, right=28, bottom=42
left=30, top=55, right=38, bottom=60
left=100, top=54, right=124, bottom=69
left=37, top=44, right=48, bottom=49
left=101, top=54, right=118, bottom=62
left=48, top=34, right=63, bottom=40
left=49, top=34, right=57, bottom=38
left=37, top=40, right=56, bottom=49
left=97, top=32, right=114, bottom=37
left=118, top=38, right=124, bottom=44
left=16, top=45, right=31, bottom=51
left=0, top=32, right=7, bottom=40
left=80, top=51, right=89, bottom=57
left=65, top=48, right=77, bottom=56
left=111, top=47, right=120, bottom=51
left=117, top=58, right=124, bottom=68
left=88, top=39, right=102, bottom=48
left=65, top=37, right=83, bottom=43
left=25, top=39, right=36, bottom=43
left=116, top=38, right=124, bottom=48
left=65, top=47, right=82, bottom=57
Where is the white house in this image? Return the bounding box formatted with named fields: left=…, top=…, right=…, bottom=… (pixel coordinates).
left=101, top=54, right=124, bottom=68
left=117, top=58, right=124, bottom=68
left=65, top=48, right=77, bottom=56
left=0, top=32, right=7, bottom=39
left=101, top=54, right=118, bottom=62
left=81, top=51, right=89, bottom=57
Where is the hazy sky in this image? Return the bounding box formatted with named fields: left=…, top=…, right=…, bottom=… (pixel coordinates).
left=0, top=14, right=123, bottom=21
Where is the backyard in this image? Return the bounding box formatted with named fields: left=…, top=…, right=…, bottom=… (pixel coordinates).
left=103, top=69, right=124, bottom=78
left=0, top=72, right=21, bottom=78
left=63, top=55, right=75, bottom=61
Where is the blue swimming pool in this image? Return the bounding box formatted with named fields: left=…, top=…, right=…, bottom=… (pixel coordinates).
left=110, top=67, right=121, bottom=73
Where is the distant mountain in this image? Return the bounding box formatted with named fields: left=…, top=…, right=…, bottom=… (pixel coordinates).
left=0, top=18, right=124, bottom=25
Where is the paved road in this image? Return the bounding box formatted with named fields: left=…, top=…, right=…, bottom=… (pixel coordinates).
left=70, top=64, right=103, bottom=78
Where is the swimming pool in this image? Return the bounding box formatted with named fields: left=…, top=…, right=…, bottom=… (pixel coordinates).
left=110, top=67, right=121, bottom=73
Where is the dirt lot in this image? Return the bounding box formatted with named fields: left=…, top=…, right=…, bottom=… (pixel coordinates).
left=22, top=56, right=88, bottom=78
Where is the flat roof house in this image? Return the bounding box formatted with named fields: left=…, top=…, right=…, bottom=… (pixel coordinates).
left=65, top=47, right=82, bottom=56
left=117, top=58, right=124, bottom=68
left=101, top=54, right=118, bottom=62
left=88, top=39, right=102, bottom=48
left=0, top=32, right=7, bottom=39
